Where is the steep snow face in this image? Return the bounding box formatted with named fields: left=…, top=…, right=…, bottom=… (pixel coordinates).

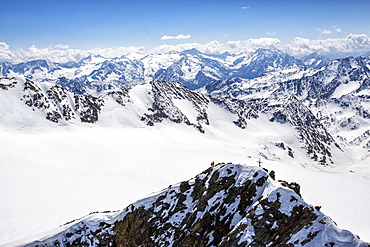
left=13, top=164, right=368, bottom=247
left=232, top=48, right=305, bottom=79
left=154, top=52, right=230, bottom=90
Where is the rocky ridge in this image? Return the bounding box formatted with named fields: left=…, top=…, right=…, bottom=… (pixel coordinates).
left=0, top=76, right=340, bottom=165
left=210, top=95, right=338, bottom=164
left=21, top=163, right=368, bottom=247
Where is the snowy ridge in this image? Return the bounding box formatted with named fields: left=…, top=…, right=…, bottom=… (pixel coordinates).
left=0, top=76, right=342, bottom=165
left=0, top=76, right=106, bottom=127
left=301, top=53, right=331, bottom=69
left=13, top=164, right=368, bottom=247
left=210, top=95, right=339, bottom=164
left=141, top=80, right=210, bottom=132
left=204, top=55, right=370, bottom=100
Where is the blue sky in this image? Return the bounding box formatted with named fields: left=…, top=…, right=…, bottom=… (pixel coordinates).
left=0, top=0, right=370, bottom=61
left=1, top=0, right=369, bottom=49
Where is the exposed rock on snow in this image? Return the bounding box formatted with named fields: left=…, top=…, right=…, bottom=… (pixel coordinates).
left=211, top=95, right=338, bottom=164
left=0, top=76, right=344, bottom=165
left=21, top=164, right=368, bottom=247
left=204, top=55, right=370, bottom=164
left=141, top=80, right=210, bottom=132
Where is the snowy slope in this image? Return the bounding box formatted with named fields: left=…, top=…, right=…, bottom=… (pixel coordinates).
left=0, top=76, right=344, bottom=165
left=301, top=52, right=331, bottom=69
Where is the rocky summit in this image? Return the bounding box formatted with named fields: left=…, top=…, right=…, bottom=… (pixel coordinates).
left=23, top=163, right=368, bottom=247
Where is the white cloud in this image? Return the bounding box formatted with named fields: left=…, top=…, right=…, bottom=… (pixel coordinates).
left=320, top=29, right=333, bottom=34
left=285, top=33, right=370, bottom=56
left=54, top=44, right=70, bottom=49
left=151, top=38, right=281, bottom=55
left=227, top=37, right=281, bottom=53
left=241, top=6, right=250, bottom=9
left=160, top=34, right=191, bottom=40
left=333, top=26, right=342, bottom=33
left=1, top=34, right=370, bottom=63
left=317, top=26, right=342, bottom=34
left=0, top=43, right=146, bottom=63
left=151, top=40, right=227, bottom=54
left=0, top=42, right=14, bottom=62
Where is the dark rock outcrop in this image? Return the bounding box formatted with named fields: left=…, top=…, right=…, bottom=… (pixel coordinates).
left=141, top=80, right=210, bottom=132
left=23, top=163, right=368, bottom=247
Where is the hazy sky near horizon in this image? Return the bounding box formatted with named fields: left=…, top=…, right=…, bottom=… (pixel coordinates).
left=0, top=0, right=370, bottom=61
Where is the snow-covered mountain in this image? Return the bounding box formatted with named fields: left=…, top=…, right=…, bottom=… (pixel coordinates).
left=301, top=52, right=331, bottom=69
left=8, top=164, right=367, bottom=247
left=0, top=76, right=344, bottom=165
left=204, top=55, right=370, bottom=166
left=0, top=49, right=330, bottom=93
left=2, top=53, right=370, bottom=245
left=203, top=55, right=370, bottom=100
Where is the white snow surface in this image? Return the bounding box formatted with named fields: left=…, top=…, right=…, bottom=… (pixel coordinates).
left=1, top=118, right=370, bottom=245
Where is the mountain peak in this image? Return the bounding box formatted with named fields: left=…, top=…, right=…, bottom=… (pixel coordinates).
left=181, top=48, right=203, bottom=55
left=17, top=163, right=368, bottom=247
left=81, top=54, right=106, bottom=62
left=301, top=52, right=331, bottom=68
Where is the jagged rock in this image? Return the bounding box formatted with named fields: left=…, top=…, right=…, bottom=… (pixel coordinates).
left=22, top=163, right=368, bottom=247
left=0, top=77, right=17, bottom=90
left=141, top=80, right=210, bottom=132
left=212, top=95, right=338, bottom=165
left=210, top=96, right=260, bottom=129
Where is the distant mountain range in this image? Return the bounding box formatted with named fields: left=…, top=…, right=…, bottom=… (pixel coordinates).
left=0, top=48, right=331, bottom=93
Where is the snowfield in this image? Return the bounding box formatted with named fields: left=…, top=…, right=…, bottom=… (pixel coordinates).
left=1, top=119, right=370, bottom=245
